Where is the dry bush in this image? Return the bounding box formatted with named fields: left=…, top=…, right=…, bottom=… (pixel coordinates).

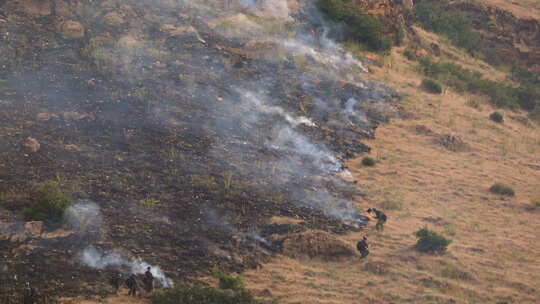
left=281, top=230, right=356, bottom=261
left=435, top=133, right=467, bottom=152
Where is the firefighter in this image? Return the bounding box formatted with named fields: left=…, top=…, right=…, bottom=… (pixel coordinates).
left=356, top=236, right=369, bottom=258
left=367, top=208, right=387, bottom=231
left=109, top=272, right=123, bottom=294
left=143, top=267, right=154, bottom=293
left=125, top=274, right=139, bottom=297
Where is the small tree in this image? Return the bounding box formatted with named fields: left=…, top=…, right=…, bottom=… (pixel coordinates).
left=414, top=226, right=451, bottom=254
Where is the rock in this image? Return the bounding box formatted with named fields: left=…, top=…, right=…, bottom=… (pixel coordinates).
left=64, top=144, right=81, bottom=152
left=430, top=43, right=441, bottom=56
left=103, top=11, right=125, bottom=27
left=10, top=232, right=28, bottom=243
left=59, top=21, right=85, bottom=39
left=21, top=0, right=52, bottom=16
left=53, top=0, right=73, bottom=17
left=41, top=228, right=73, bottom=239
left=22, top=137, right=40, bottom=152
left=62, top=111, right=94, bottom=120
left=36, top=112, right=59, bottom=121
left=24, top=221, right=43, bottom=237
left=413, top=48, right=428, bottom=58
left=13, top=244, right=38, bottom=256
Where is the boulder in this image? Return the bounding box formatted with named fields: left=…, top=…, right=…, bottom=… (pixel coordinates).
left=59, top=21, right=85, bottom=39
left=21, top=0, right=52, bottom=16
left=13, top=244, right=38, bottom=256
left=103, top=11, right=125, bottom=27
left=24, top=221, right=43, bottom=237
left=21, top=137, right=40, bottom=152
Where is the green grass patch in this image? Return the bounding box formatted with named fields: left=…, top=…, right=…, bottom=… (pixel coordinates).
left=23, top=181, right=72, bottom=224
left=489, top=183, right=515, bottom=196
left=316, top=0, right=391, bottom=52
left=414, top=226, right=452, bottom=254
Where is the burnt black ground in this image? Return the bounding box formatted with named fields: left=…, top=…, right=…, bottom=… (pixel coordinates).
left=0, top=0, right=399, bottom=300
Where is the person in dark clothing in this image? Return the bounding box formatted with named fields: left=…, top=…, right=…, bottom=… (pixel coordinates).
left=125, top=274, right=139, bottom=297
left=143, top=267, right=154, bottom=293
left=356, top=235, right=369, bottom=258
left=109, top=273, right=123, bottom=294
left=367, top=208, right=387, bottom=231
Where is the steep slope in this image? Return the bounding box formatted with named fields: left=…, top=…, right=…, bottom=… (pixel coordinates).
left=243, top=42, right=540, bottom=304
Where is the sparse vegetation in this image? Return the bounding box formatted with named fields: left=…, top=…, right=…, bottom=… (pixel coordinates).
left=531, top=197, right=540, bottom=208
left=23, top=182, right=72, bottom=224
left=440, top=263, right=473, bottom=281
left=489, top=112, right=504, bottom=123
left=418, top=60, right=519, bottom=109
left=421, top=79, right=442, bottom=94
left=414, top=226, right=452, bottom=254
left=151, top=271, right=265, bottom=304
left=361, top=156, right=376, bottom=166
left=316, top=0, right=391, bottom=52
left=489, top=183, right=515, bottom=196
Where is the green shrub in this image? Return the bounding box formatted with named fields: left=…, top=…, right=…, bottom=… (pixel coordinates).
left=213, top=270, right=244, bottom=291
left=403, top=50, right=416, bottom=61
left=361, top=156, right=376, bottom=166
left=422, top=79, right=442, bottom=94
left=489, top=112, right=504, bottom=123
left=413, top=0, right=480, bottom=55
left=151, top=285, right=264, bottom=304
left=414, top=226, right=452, bottom=254
left=23, top=182, right=72, bottom=224
left=316, top=0, right=391, bottom=52
left=489, top=183, right=515, bottom=196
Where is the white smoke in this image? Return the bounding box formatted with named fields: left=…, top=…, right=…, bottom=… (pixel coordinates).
left=64, top=200, right=104, bottom=233
left=79, top=247, right=174, bottom=288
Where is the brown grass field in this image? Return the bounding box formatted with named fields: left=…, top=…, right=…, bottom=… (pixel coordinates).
left=242, top=39, right=540, bottom=304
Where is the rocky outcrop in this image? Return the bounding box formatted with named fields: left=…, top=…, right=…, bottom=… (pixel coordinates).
left=450, top=1, right=540, bottom=69
left=351, top=0, right=414, bottom=42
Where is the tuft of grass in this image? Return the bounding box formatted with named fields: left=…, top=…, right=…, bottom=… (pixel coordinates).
left=316, top=0, right=391, bottom=52
left=362, top=157, right=376, bottom=166
left=440, top=263, right=473, bottom=281
left=489, top=112, right=504, bottom=123
left=139, top=197, right=159, bottom=209
left=422, top=79, right=443, bottom=94
left=23, top=182, right=72, bottom=224
left=151, top=285, right=265, bottom=304
left=489, top=183, right=515, bottom=196
left=414, top=226, right=452, bottom=254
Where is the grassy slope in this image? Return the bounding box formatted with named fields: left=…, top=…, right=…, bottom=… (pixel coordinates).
left=242, top=31, right=540, bottom=304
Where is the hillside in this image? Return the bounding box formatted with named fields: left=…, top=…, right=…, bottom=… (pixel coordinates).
left=1, top=1, right=539, bottom=304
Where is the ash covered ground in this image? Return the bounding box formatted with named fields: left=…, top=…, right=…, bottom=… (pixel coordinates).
left=0, top=0, right=399, bottom=300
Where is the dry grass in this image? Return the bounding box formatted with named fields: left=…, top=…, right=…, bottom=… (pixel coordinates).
left=243, top=34, right=540, bottom=304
